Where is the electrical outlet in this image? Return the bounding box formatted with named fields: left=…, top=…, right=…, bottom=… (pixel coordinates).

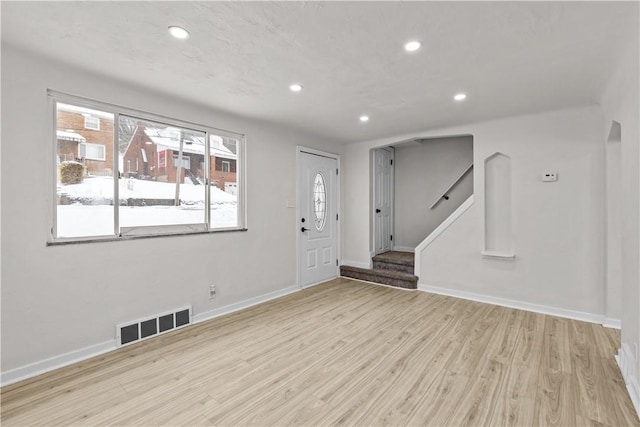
left=209, top=285, right=216, bottom=299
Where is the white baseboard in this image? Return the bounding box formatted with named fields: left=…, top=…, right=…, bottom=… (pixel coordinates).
left=341, top=259, right=371, bottom=269
left=192, top=285, right=300, bottom=324
left=392, top=246, right=415, bottom=253
left=617, top=343, right=640, bottom=419
left=1, top=340, right=117, bottom=387
left=2, top=285, right=301, bottom=388
left=603, top=317, right=622, bottom=329
left=418, top=283, right=605, bottom=325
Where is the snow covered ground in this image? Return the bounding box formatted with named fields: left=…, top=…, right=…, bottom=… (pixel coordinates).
left=59, top=176, right=235, bottom=203
left=57, top=176, right=237, bottom=237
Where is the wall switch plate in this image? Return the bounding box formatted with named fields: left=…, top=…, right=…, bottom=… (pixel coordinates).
left=541, top=172, right=557, bottom=182
left=209, top=285, right=216, bottom=299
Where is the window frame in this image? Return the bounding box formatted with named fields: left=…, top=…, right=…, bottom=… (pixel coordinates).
left=48, top=90, right=247, bottom=244
left=78, top=142, right=106, bottom=161
left=221, top=160, right=231, bottom=173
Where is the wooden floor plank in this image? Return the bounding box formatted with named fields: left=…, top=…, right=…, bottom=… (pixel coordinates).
left=2, top=278, right=638, bottom=426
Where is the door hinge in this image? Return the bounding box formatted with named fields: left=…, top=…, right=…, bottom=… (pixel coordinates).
left=336, top=259, right=338, bottom=266
left=336, top=213, right=339, bottom=220
left=390, top=235, right=393, bottom=241
left=336, top=168, right=339, bottom=175
left=390, top=159, right=393, bottom=165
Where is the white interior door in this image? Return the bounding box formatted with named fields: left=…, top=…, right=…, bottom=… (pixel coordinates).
left=373, top=148, right=393, bottom=255
left=298, top=149, right=338, bottom=288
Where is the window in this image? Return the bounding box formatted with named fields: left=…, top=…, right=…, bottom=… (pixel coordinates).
left=214, top=157, right=236, bottom=172
left=78, top=142, right=106, bottom=161
left=209, top=135, right=239, bottom=229
left=51, top=92, right=245, bottom=242
left=313, top=173, right=327, bottom=231
left=56, top=103, right=114, bottom=238
left=172, top=153, right=191, bottom=169
left=84, top=115, right=100, bottom=130
left=118, top=116, right=206, bottom=229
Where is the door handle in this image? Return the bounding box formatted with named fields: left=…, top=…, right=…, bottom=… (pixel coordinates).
left=375, top=209, right=381, bottom=213
left=301, top=227, right=309, bottom=232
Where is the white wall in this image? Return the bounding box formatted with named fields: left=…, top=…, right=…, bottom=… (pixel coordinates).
left=0, top=46, right=342, bottom=376
left=343, top=105, right=606, bottom=316
left=394, top=136, right=473, bottom=249
left=600, top=22, right=640, bottom=413
left=420, top=107, right=605, bottom=315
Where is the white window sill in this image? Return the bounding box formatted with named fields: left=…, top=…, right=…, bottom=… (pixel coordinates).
left=47, top=227, right=248, bottom=246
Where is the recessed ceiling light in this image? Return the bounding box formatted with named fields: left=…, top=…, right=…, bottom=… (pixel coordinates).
left=289, top=84, right=303, bottom=92
left=168, top=26, right=190, bottom=39
left=360, top=115, right=369, bottom=122
left=404, top=40, right=422, bottom=52
left=454, top=93, right=467, bottom=101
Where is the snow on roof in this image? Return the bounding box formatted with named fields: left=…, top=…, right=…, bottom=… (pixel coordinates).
left=57, top=130, right=86, bottom=142
left=143, top=127, right=236, bottom=159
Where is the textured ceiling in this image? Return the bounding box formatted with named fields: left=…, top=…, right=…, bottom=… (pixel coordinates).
left=1, top=1, right=637, bottom=144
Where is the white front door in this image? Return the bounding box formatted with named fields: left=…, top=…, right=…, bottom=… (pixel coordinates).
left=373, top=148, right=393, bottom=255
left=298, top=149, right=338, bottom=288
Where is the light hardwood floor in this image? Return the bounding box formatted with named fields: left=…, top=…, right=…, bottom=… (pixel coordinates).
left=2, top=278, right=639, bottom=426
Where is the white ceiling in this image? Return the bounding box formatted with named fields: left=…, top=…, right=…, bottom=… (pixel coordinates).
left=1, top=1, right=637, bottom=144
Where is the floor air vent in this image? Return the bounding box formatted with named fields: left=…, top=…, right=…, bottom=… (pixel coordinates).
left=116, top=306, right=191, bottom=347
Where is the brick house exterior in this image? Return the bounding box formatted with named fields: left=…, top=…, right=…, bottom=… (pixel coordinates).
left=121, top=125, right=159, bottom=179
left=56, top=107, right=114, bottom=176
left=121, top=123, right=237, bottom=191
left=210, top=156, right=237, bottom=192
left=57, top=107, right=237, bottom=192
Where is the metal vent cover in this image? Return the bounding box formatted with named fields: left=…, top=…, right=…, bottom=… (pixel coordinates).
left=116, top=306, right=191, bottom=347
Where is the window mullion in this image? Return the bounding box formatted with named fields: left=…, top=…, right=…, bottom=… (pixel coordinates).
left=113, top=112, right=120, bottom=235
left=205, top=132, right=211, bottom=228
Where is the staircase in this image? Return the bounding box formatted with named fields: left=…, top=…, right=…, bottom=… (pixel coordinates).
left=340, top=251, right=418, bottom=289
left=185, top=170, right=202, bottom=185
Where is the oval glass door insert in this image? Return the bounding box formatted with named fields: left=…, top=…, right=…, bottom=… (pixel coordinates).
left=313, top=173, right=327, bottom=231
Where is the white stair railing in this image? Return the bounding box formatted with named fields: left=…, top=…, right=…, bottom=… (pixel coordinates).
left=429, top=163, right=473, bottom=209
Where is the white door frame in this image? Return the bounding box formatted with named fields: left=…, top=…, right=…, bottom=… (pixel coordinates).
left=296, top=146, right=341, bottom=288
left=371, top=147, right=394, bottom=257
